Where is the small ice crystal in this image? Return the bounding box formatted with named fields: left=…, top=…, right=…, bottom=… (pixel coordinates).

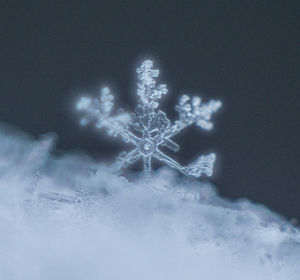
left=77, top=60, right=222, bottom=182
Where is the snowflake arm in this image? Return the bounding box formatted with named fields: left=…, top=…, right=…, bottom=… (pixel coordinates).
left=113, top=148, right=140, bottom=170
left=160, top=138, right=180, bottom=152
left=136, top=60, right=168, bottom=109
left=77, top=87, right=139, bottom=145
left=154, top=149, right=187, bottom=176
left=162, top=95, right=222, bottom=139
left=143, top=156, right=152, bottom=183
left=186, top=153, right=216, bottom=177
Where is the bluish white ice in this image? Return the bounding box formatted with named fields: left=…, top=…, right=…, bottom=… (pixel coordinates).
left=77, top=60, right=221, bottom=182
left=0, top=124, right=299, bottom=280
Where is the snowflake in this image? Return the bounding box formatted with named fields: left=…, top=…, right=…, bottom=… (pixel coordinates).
left=77, top=60, right=222, bottom=182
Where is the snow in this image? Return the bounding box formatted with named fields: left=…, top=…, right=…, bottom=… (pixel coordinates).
left=77, top=60, right=222, bottom=182
left=0, top=124, right=299, bottom=280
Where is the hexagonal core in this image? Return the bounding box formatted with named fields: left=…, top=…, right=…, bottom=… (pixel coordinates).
left=138, top=139, right=155, bottom=156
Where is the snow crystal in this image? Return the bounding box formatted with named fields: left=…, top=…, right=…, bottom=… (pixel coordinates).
left=77, top=60, right=222, bottom=182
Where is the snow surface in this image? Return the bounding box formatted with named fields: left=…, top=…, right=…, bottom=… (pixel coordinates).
left=0, top=124, right=299, bottom=280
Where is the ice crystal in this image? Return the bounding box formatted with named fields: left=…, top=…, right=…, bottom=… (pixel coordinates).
left=77, top=60, right=222, bottom=182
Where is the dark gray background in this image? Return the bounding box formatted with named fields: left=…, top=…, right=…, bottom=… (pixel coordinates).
left=1, top=1, right=299, bottom=221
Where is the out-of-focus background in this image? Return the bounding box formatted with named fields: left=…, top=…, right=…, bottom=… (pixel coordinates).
left=0, top=1, right=299, bottom=221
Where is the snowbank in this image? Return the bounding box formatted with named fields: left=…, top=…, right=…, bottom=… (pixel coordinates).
left=0, top=124, right=299, bottom=280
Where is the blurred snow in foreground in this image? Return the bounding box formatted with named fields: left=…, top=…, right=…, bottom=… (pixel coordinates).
left=0, top=123, right=299, bottom=280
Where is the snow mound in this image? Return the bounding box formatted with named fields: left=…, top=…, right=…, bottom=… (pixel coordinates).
left=0, top=124, right=299, bottom=280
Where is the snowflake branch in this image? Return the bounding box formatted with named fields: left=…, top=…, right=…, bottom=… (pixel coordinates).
left=136, top=60, right=168, bottom=109
left=154, top=150, right=187, bottom=176
left=77, top=88, right=139, bottom=145
left=186, top=153, right=216, bottom=177
left=176, top=95, right=222, bottom=131
left=100, top=115, right=140, bottom=145
left=113, top=148, right=140, bottom=170
left=159, top=95, right=222, bottom=140
left=143, top=156, right=152, bottom=183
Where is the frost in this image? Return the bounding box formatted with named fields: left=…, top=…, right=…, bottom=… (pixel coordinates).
left=77, top=60, right=222, bottom=182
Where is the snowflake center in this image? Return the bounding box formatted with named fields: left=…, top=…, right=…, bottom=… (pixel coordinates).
left=139, top=139, right=155, bottom=156
left=144, top=143, right=151, bottom=150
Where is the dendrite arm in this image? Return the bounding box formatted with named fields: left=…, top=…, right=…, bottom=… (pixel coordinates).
left=77, top=88, right=139, bottom=145
left=143, top=156, right=152, bottom=183
left=113, top=148, right=141, bottom=170
left=158, top=120, right=189, bottom=141
left=154, top=149, right=187, bottom=176
left=160, top=95, right=222, bottom=139
left=101, top=116, right=140, bottom=145
left=186, top=153, right=216, bottom=177
left=155, top=150, right=216, bottom=178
